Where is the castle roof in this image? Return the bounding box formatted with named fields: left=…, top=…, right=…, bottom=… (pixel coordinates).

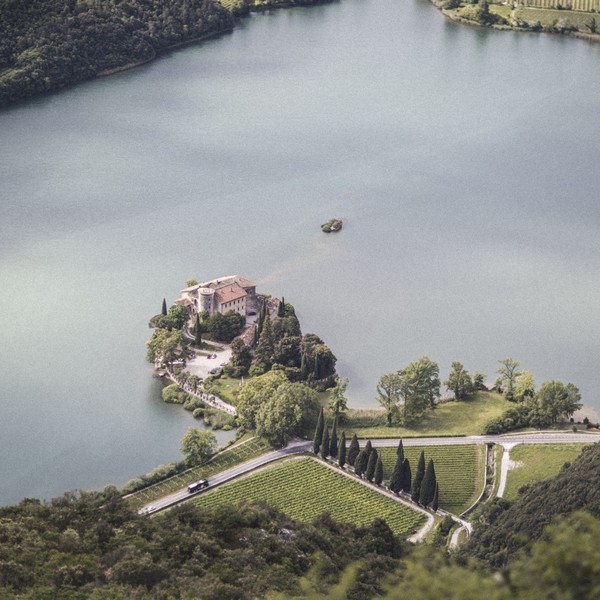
left=215, top=282, right=247, bottom=305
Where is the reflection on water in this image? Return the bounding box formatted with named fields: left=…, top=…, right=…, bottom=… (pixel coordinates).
left=1, top=0, right=600, bottom=504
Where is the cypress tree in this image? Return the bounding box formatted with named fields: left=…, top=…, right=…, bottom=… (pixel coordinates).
left=419, top=459, right=436, bottom=506
left=411, top=451, right=426, bottom=503
left=161, top=298, right=167, bottom=316
left=365, top=440, right=373, bottom=457
left=252, top=325, right=259, bottom=347
left=330, top=418, right=338, bottom=459
left=366, top=448, right=378, bottom=482
left=300, top=351, right=308, bottom=380
left=354, top=449, right=366, bottom=477
left=313, top=408, right=324, bottom=455
left=254, top=314, right=275, bottom=367
left=431, top=482, right=439, bottom=512
left=389, top=452, right=404, bottom=493
left=347, top=434, right=360, bottom=467
left=396, top=438, right=404, bottom=463
left=321, top=425, right=330, bottom=459
left=402, top=458, right=412, bottom=493
left=338, top=431, right=346, bottom=468
left=257, top=302, right=267, bottom=337
left=374, top=456, right=384, bottom=486
left=277, top=297, right=285, bottom=317
left=194, top=314, right=202, bottom=347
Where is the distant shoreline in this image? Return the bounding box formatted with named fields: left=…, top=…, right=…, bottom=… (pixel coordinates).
left=429, top=0, right=600, bottom=44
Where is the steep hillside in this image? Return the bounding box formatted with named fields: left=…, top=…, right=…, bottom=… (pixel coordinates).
left=464, top=441, right=600, bottom=567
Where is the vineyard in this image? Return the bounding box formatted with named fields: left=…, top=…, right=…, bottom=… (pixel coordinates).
left=193, top=458, right=426, bottom=535
left=378, top=444, right=485, bottom=514
left=126, top=437, right=271, bottom=510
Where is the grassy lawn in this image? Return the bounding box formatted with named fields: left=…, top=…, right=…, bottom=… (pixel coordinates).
left=341, top=392, right=510, bottom=437
left=503, top=443, right=589, bottom=502
left=205, top=375, right=243, bottom=406
left=126, top=437, right=271, bottom=510
left=489, top=4, right=513, bottom=19
left=194, top=457, right=426, bottom=536
left=378, top=444, right=485, bottom=514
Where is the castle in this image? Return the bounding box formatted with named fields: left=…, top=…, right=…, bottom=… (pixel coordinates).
left=174, top=275, right=257, bottom=318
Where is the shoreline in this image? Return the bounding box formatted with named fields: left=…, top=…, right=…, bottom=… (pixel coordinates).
left=429, top=0, right=600, bottom=44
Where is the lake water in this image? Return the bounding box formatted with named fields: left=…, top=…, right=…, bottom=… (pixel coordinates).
left=1, top=0, right=600, bottom=505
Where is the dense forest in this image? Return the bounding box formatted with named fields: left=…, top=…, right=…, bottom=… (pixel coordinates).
left=1, top=444, right=599, bottom=598
left=0, top=0, right=333, bottom=107
left=0, top=0, right=234, bottom=106
left=0, top=489, right=402, bottom=598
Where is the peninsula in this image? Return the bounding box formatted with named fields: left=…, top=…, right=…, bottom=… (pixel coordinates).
left=431, top=0, right=600, bottom=42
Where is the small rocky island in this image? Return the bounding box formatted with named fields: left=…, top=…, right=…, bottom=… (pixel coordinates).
left=321, top=218, right=343, bottom=233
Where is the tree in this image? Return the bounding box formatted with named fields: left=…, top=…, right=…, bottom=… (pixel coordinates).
left=389, top=442, right=404, bottom=493
left=237, top=370, right=288, bottom=430
left=161, top=298, right=167, bottom=316
left=167, top=304, right=190, bottom=330
left=419, top=458, right=437, bottom=507
left=374, top=456, right=384, bottom=486
left=329, top=377, right=349, bottom=417
left=411, top=451, right=426, bottom=503
left=205, top=311, right=245, bottom=343
left=398, top=357, right=441, bottom=424
left=431, top=482, right=439, bottom=512
left=194, top=313, right=202, bottom=347
left=330, top=418, right=338, bottom=459
left=401, top=458, right=412, bottom=493
left=354, top=449, right=368, bottom=477
left=365, top=448, right=378, bottom=482
left=338, top=431, right=346, bottom=468
left=180, top=428, right=217, bottom=466
left=376, top=372, right=402, bottom=426
left=146, top=328, right=193, bottom=368
left=444, top=362, right=474, bottom=401
left=300, top=333, right=337, bottom=383
left=473, top=372, right=487, bottom=391
left=313, top=407, right=324, bottom=455
left=277, top=297, right=285, bottom=317
left=273, top=335, right=302, bottom=368
left=347, top=434, right=360, bottom=467
left=397, top=438, right=404, bottom=462
left=228, top=338, right=252, bottom=376
left=255, top=381, right=319, bottom=447
left=254, top=314, right=275, bottom=369
left=320, top=424, right=330, bottom=459
left=537, top=380, right=582, bottom=424
left=497, top=358, right=521, bottom=401
left=514, top=370, right=535, bottom=402
left=186, top=278, right=198, bottom=287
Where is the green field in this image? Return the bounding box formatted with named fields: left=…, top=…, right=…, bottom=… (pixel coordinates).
left=378, top=444, right=485, bottom=514
left=193, top=458, right=426, bottom=536
left=515, top=7, right=599, bottom=31
left=503, top=443, right=588, bottom=502
left=126, top=437, right=271, bottom=510
left=342, top=392, right=510, bottom=438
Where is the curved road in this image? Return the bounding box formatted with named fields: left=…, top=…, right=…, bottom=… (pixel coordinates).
left=139, top=431, right=599, bottom=542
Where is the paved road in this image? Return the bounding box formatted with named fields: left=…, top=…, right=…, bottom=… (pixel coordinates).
left=368, top=432, right=599, bottom=447
left=139, top=432, right=598, bottom=522
left=139, top=439, right=311, bottom=515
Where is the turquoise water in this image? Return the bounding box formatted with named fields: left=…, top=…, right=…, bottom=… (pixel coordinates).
left=1, top=0, right=600, bottom=504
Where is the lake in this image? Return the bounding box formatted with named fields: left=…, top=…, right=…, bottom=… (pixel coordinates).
left=1, top=0, right=599, bottom=505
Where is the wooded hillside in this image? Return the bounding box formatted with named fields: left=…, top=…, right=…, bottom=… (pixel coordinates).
left=463, top=441, right=600, bottom=567
left=0, top=0, right=233, bottom=106
left=0, top=488, right=402, bottom=598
